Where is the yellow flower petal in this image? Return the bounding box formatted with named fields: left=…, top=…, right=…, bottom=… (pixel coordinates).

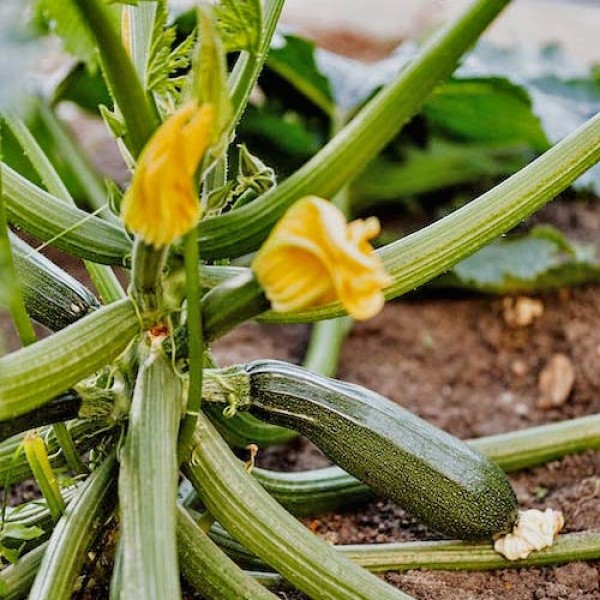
left=120, top=103, right=214, bottom=248
left=252, top=196, right=391, bottom=320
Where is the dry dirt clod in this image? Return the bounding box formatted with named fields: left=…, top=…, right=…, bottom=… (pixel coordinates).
left=502, top=296, right=545, bottom=328
left=537, top=353, right=576, bottom=409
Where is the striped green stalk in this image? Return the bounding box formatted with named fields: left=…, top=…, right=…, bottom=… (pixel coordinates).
left=184, top=413, right=415, bottom=600
left=2, top=162, right=130, bottom=264
left=208, top=527, right=600, bottom=575
left=177, top=231, right=204, bottom=462
left=0, top=299, right=139, bottom=420
left=176, top=506, right=279, bottom=600
left=228, top=0, right=285, bottom=129
left=4, top=111, right=124, bottom=304
left=196, top=0, right=512, bottom=259
left=118, top=339, right=183, bottom=600
left=71, top=0, right=158, bottom=158
left=27, top=454, right=117, bottom=600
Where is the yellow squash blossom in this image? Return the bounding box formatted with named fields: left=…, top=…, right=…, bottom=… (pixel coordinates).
left=252, top=196, right=391, bottom=320
left=120, top=102, right=214, bottom=248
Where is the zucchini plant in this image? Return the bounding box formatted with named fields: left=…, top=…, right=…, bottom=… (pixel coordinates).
left=1, top=0, right=600, bottom=599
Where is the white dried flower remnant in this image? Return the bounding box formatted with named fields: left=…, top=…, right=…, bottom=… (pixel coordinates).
left=494, top=509, right=564, bottom=561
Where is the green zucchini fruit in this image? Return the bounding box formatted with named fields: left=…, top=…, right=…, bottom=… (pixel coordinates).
left=245, top=360, right=518, bottom=540
left=12, top=233, right=100, bottom=331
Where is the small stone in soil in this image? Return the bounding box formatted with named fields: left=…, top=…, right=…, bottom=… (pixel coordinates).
left=502, top=296, right=545, bottom=328
left=537, top=353, right=576, bottom=409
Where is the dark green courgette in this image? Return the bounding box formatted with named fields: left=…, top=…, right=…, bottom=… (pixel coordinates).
left=12, top=233, right=100, bottom=330
left=245, top=360, right=518, bottom=540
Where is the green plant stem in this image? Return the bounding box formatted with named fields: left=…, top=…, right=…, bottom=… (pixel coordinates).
left=228, top=0, right=286, bottom=129
left=36, top=102, right=114, bottom=221
left=71, top=0, right=158, bottom=158
left=27, top=454, right=117, bottom=600
left=177, top=231, right=204, bottom=463
left=183, top=413, right=415, bottom=600
left=130, top=241, right=166, bottom=319
left=303, top=316, right=353, bottom=377
left=52, top=423, right=87, bottom=475
left=197, top=0, right=512, bottom=259
left=176, top=506, right=279, bottom=600
left=0, top=299, right=139, bottom=420
left=2, top=162, right=130, bottom=265
left=118, top=340, right=182, bottom=600
left=202, top=270, right=269, bottom=341
left=210, top=529, right=600, bottom=575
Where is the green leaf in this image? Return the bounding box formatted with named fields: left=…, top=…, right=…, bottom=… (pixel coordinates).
left=267, top=34, right=334, bottom=116
left=214, top=0, right=262, bottom=54
left=0, top=544, right=20, bottom=564
left=146, top=2, right=195, bottom=100
left=436, top=226, right=600, bottom=294
left=1, top=523, right=45, bottom=543
left=459, top=43, right=600, bottom=193
left=352, top=139, right=528, bottom=212
left=424, top=78, right=549, bottom=150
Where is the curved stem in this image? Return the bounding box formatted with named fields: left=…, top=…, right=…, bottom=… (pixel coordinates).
left=228, top=0, right=286, bottom=129
left=177, top=506, right=279, bottom=600
left=177, top=231, right=204, bottom=463
left=118, top=341, right=182, bottom=600
left=0, top=299, right=139, bottom=420
left=2, top=162, right=130, bottom=265
left=71, top=0, right=158, bottom=157
left=213, top=529, right=600, bottom=575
